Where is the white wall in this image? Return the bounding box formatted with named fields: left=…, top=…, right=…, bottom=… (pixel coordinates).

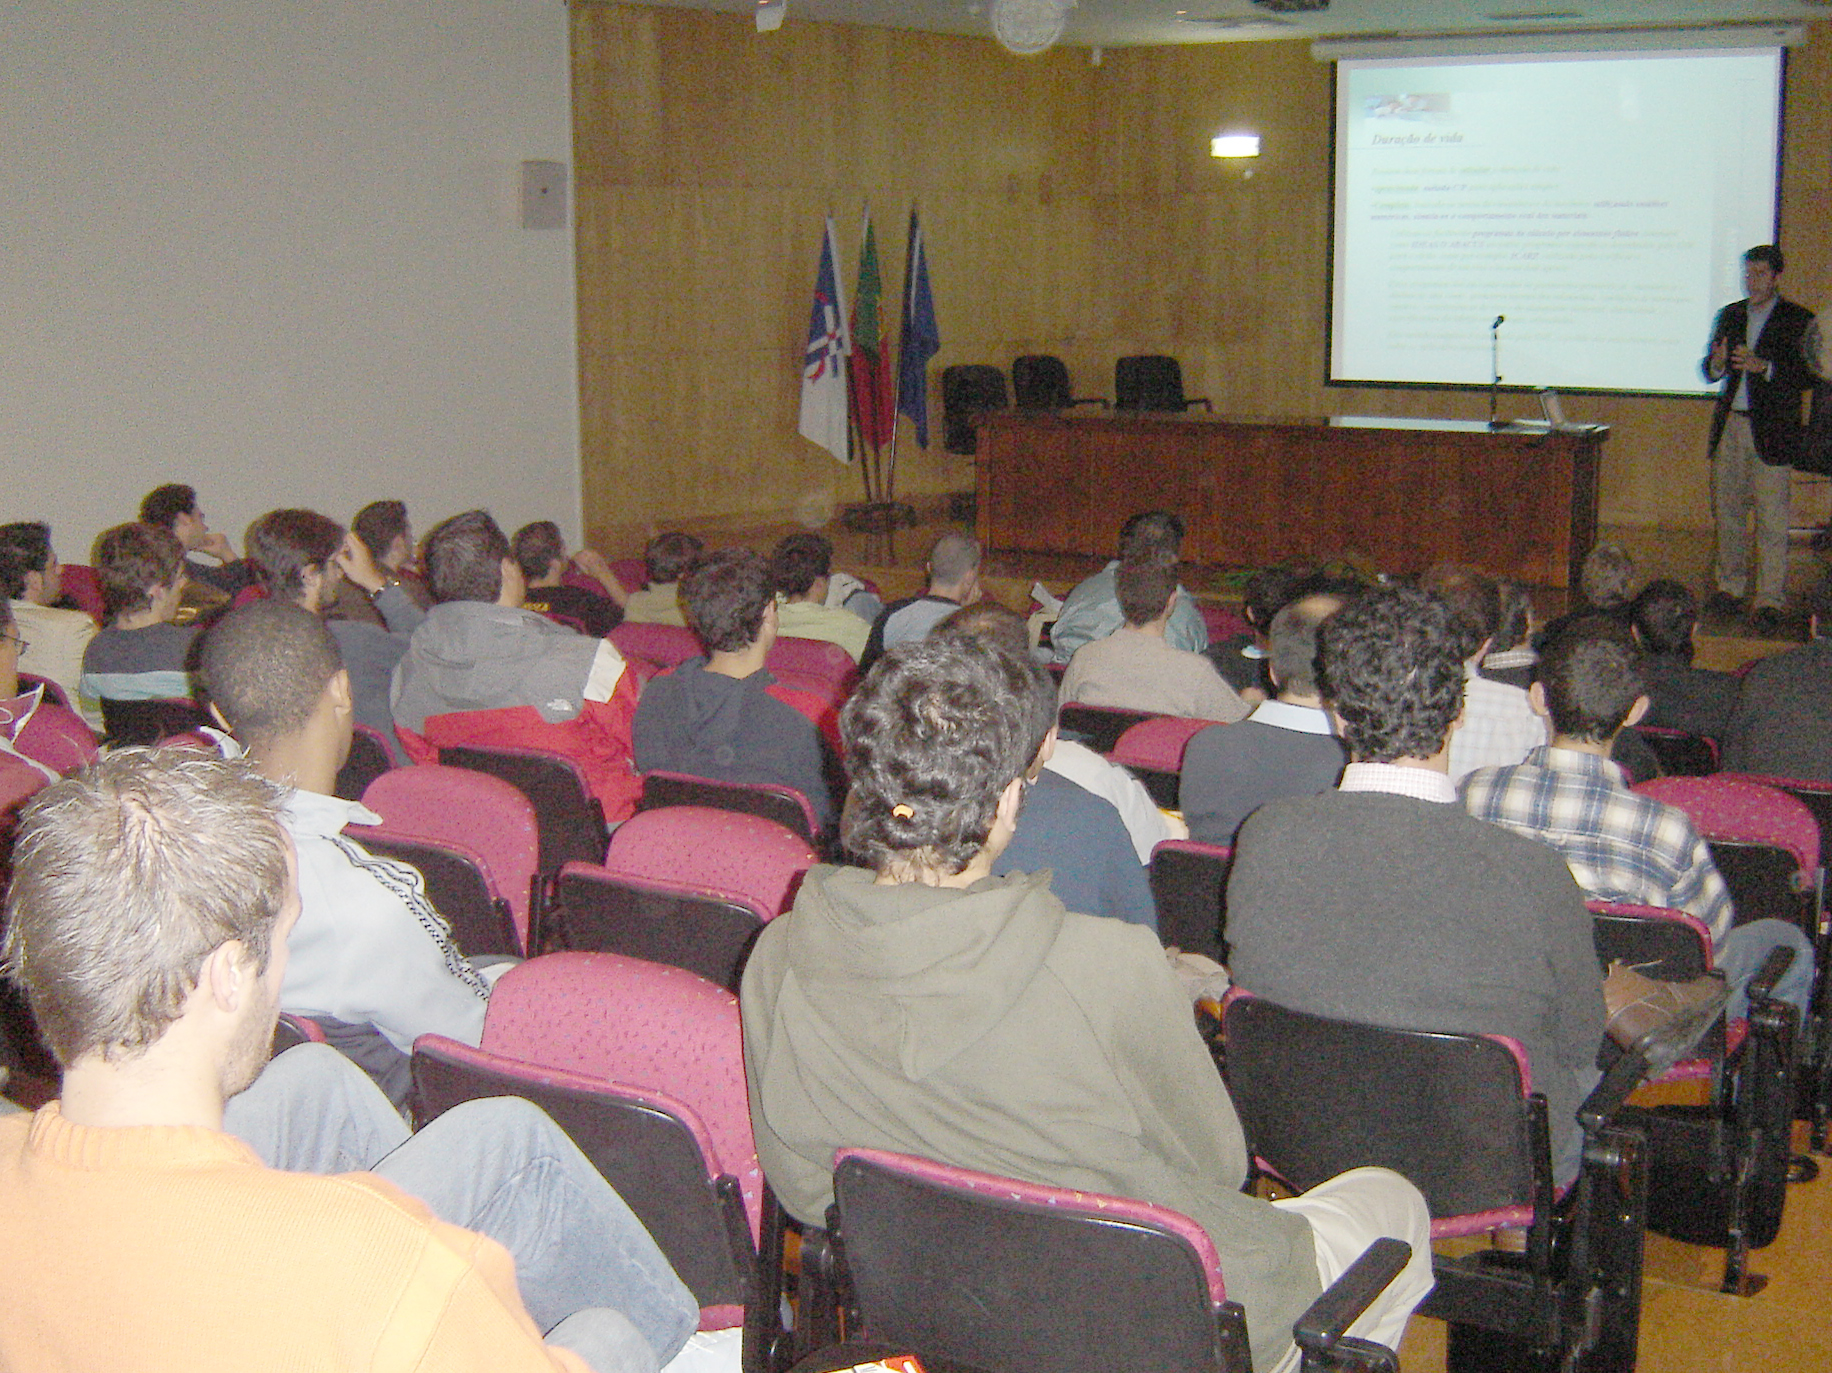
left=2, top=1, right=581, bottom=562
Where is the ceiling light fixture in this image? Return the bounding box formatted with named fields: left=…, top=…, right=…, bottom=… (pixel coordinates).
left=990, top=0, right=1075, bottom=56
left=1211, top=133, right=1262, bottom=158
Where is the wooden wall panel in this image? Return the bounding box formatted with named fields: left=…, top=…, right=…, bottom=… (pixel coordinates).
left=574, top=6, right=1832, bottom=537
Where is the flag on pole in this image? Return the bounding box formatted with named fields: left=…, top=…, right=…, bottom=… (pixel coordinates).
left=896, top=207, right=940, bottom=448
left=798, top=215, right=852, bottom=463
left=848, top=211, right=895, bottom=452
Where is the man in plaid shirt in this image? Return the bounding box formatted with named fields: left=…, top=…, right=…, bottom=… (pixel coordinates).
left=1462, top=619, right=1814, bottom=1019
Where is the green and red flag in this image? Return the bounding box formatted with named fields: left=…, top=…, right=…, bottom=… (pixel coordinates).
left=848, top=210, right=896, bottom=453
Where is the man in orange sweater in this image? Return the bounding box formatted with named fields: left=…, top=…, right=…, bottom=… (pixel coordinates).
left=0, top=748, right=698, bottom=1373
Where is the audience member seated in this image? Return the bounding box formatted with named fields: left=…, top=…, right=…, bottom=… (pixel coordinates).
left=200, top=602, right=498, bottom=1106
left=1058, top=560, right=1247, bottom=723
left=0, top=520, right=100, bottom=725
left=860, top=531, right=983, bottom=670
left=1537, top=540, right=1638, bottom=648
left=1461, top=620, right=1814, bottom=1021
left=1204, top=564, right=1300, bottom=698
left=1722, top=573, right=1832, bottom=780
left=139, top=481, right=257, bottom=597
left=1226, top=583, right=1606, bottom=1183
left=740, top=635, right=1435, bottom=1373
left=1181, top=593, right=1349, bottom=845
left=0, top=600, right=98, bottom=778
left=1629, top=579, right=1739, bottom=742
left=246, top=508, right=427, bottom=762
left=937, top=602, right=1182, bottom=861
left=0, top=747, right=700, bottom=1373
left=622, top=532, right=703, bottom=627
left=334, top=498, right=434, bottom=625
left=513, top=521, right=627, bottom=639
left=1047, top=510, right=1208, bottom=664
left=1420, top=563, right=1545, bottom=785
left=392, top=511, right=644, bottom=821
left=768, top=532, right=870, bottom=663
left=632, top=548, right=836, bottom=834
left=1480, top=576, right=1538, bottom=691
left=79, top=523, right=198, bottom=708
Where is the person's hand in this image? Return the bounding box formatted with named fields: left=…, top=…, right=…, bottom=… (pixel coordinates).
left=1731, top=344, right=1770, bottom=375
left=570, top=547, right=629, bottom=605
left=1709, top=336, right=1729, bottom=375
left=334, top=533, right=386, bottom=593
left=198, top=530, right=237, bottom=564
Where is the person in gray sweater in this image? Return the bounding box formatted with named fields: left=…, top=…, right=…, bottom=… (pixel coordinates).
left=741, top=636, right=1433, bottom=1372
left=1227, top=584, right=1607, bottom=1184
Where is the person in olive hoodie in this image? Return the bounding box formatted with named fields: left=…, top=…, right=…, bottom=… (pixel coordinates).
left=739, top=635, right=1434, bottom=1373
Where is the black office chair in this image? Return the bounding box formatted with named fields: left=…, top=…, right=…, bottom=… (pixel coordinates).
left=941, top=364, right=1010, bottom=455
left=1011, top=354, right=1109, bottom=411
left=1115, top=355, right=1213, bottom=413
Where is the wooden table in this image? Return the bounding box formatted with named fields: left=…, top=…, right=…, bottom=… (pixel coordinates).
left=975, top=412, right=1607, bottom=588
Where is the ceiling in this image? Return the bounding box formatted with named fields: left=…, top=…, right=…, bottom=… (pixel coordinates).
left=636, top=0, right=1830, bottom=50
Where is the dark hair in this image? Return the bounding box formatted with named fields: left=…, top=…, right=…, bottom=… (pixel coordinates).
left=1243, top=565, right=1306, bottom=631
left=244, top=509, right=343, bottom=604
left=1492, top=578, right=1533, bottom=653
left=138, top=484, right=198, bottom=531
left=1117, top=510, right=1185, bottom=563
left=1267, top=594, right=1339, bottom=699
left=1538, top=618, right=1644, bottom=743
left=840, top=637, right=1038, bottom=873
left=351, top=500, right=410, bottom=563
left=198, top=601, right=345, bottom=748
left=511, top=521, right=567, bottom=582
left=1318, top=584, right=1466, bottom=763
left=1418, top=563, right=1499, bottom=662
left=0, top=522, right=53, bottom=600
left=94, top=523, right=185, bottom=624
left=424, top=510, right=509, bottom=604
left=645, top=532, right=704, bottom=585
left=1745, top=244, right=1784, bottom=274
left=927, top=532, right=981, bottom=589
left=1116, top=559, right=1178, bottom=626
left=933, top=601, right=1031, bottom=658
left=682, top=548, right=774, bottom=654
left=1630, top=579, right=1697, bottom=659
left=771, top=532, right=833, bottom=598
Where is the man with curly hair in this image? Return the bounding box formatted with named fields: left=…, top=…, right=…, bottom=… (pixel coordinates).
left=1226, top=583, right=1607, bottom=1183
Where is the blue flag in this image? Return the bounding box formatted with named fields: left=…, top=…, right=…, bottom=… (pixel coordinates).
left=798, top=215, right=851, bottom=463
left=896, top=208, right=940, bottom=447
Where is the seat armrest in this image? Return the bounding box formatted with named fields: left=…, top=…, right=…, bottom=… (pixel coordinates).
left=1747, top=942, right=1797, bottom=1006
left=1577, top=1041, right=1654, bottom=1134
left=1291, top=1236, right=1411, bottom=1372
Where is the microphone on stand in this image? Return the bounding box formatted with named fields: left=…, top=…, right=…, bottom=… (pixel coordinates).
left=1488, top=315, right=1507, bottom=429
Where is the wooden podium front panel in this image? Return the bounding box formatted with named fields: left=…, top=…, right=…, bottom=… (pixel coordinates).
left=975, top=413, right=1603, bottom=587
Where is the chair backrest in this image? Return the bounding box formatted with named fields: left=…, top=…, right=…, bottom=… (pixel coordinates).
left=1587, top=900, right=1716, bottom=980
left=361, top=763, right=542, bottom=949
left=1222, top=993, right=1542, bottom=1235
left=349, top=828, right=522, bottom=959
left=766, top=636, right=859, bottom=701
left=1635, top=774, right=1819, bottom=932
left=609, top=621, right=702, bottom=670
left=609, top=558, right=648, bottom=596
left=1112, top=715, right=1212, bottom=774
left=57, top=564, right=106, bottom=624
left=1722, top=772, right=1832, bottom=870
left=99, top=697, right=213, bottom=748
left=1011, top=354, right=1073, bottom=410
left=1115, top=354, right=1187, bottom=411
left=552, top=863, right=769, bottom=991
left=333, top=723, right=395, bottom=802
left=1148, top=840, right=1232, bottom=963
left=439, top=744, right=610, bottom=874
left=941, top=364, right=1010, bottom=455
left=1632, top=726, right=1721, bottom=778
left=607, top=804, right=817, bottom=917
left=639, top=770, right=817, bottom=843
left=481, top=951, right=762, bottom=1240
left=1057, top=702, right=1159, bottom=755
left=832, top=1147, right=1244, bottom=1373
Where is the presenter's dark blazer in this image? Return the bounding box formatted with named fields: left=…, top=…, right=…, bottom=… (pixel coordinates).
left=1703, top=295, right=1818, bottom=467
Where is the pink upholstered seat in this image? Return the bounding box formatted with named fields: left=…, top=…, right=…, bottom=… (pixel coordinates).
left=609, top=621, right=701, bottom=670
left=57, top=564, right=105, bottom=625
left=1634, top=774, right=1819, bottom=875
left=766, top=636, right=859, bottom=703
left=359, top=764, right=541, bottom=950
left=606, top=804, right=816, bottom=918
left=1111, top=715, right=1213, bottom=775
left=1197, top=602, right=1250, bottom=644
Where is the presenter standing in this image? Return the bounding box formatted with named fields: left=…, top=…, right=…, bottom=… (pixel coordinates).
left=1702, top=245, right=1821, bottom=631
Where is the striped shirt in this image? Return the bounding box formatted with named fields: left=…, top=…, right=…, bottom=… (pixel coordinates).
left=1461, top=744, right=1733, bottom=942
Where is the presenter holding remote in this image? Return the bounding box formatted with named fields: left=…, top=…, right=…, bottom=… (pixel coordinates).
left=1702, top=244, right=1821, bottom=630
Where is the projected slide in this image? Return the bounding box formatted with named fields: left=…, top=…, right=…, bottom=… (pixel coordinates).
left=1330, top=47, right=1782, bottom=395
